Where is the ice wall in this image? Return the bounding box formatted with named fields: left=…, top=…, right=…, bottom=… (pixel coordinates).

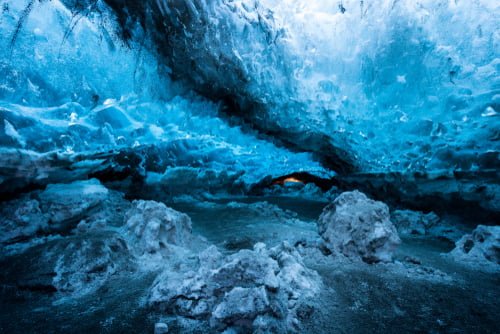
left=261, top=0, right=500, bottom=173
left=0, top=0, right=329, bottom=195
left=108, top=0, right=498, bottom=173
left=1, top=0, right=498, bottom=184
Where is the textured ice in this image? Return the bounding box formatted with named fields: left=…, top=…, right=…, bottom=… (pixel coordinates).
left=2, top=0, right=498, bottom=183
left=318, top=191, right=401, bottom=263
left=0, top=0, right=330, bottom=194
left=93, top=0, right=499, bottom=173
left=149, top=242, right=321, bottom=332
left=451, top=225, right=500, bottom=268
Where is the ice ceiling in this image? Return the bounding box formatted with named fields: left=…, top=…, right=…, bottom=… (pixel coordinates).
left=0, top=0, right=499, bottom=189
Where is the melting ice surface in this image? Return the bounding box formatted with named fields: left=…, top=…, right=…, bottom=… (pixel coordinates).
left=0, top=0, right=499, bottom=333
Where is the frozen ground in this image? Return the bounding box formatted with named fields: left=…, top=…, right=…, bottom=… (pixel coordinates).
left=0, top=180, right=498, bottom=333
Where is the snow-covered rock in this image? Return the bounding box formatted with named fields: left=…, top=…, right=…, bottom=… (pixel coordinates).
left=391, top=210, right=440, bottom=236
left=124, top=200, right=192, bottom=256
left=149, top=242, right=320, bottom=332
left=263, top=182, right=336, bottom=201
left=451, top=225, right=500, bottom=266
left=318, top=191, right=400, bottom=263
left=226, top=200, right=300, bottom=224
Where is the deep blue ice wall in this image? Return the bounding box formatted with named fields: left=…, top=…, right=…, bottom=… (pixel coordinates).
left=0, top=0, right=330, bottom=192
left=0, top=0, right=499, bottom=179
left=104, top=0, right=499, bottom=174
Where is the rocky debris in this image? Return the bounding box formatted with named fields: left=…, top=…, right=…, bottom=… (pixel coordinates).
left=390, top=210, right=465, bottom=243
left=334, top=171, right=500, bottom=223
left=318, top=191, right=401, bottom=263
left=38, top=179, right=110, bottom=231
left=52, top=237, right=131, bottom=297
left=0, top=196, right=49, bottom=244
left=149, top=242, right=321, bottom=333
left=391, top=210, right=440, bottom=236
left=124, top=200, right=192, bottom=257
left=450, top=225, right=500, bottom=266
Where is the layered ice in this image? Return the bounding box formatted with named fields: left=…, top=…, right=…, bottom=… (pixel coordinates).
left=96, top=0, right=499, bottom=173
left=0, top=0, right=331, bottom=197
left=2, top=0, right=498, bottom=183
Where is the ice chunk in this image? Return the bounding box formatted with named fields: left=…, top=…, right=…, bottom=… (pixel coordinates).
left=318, top=191, right=400, bottom=263
left=149, top=242, right=320, bottom=332
left=0, top=197, right=49, bottom=244
left=154, top=323, right=169, bottom=334
left=451, top=225, right=500, bottom=267
left=391, top=210, right=440, bottom=236
left=52, top=237, right=130, bottom=297
left=124, top=200, right=192, bottom=256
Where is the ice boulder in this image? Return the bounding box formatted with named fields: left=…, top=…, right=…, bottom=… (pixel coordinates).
left=451, top=225, right=500, bottom=266
left=391, top=210, right=440, bottom=236
left=38, top=179, right=109, bottom=231
left=318, top=191, right=400, bottom=263
left=124, top=200, right=192, bottom=256
left=149, top=242, right=320, bottom=332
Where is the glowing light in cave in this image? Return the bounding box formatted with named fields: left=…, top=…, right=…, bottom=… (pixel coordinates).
left=283, top=177, right=303, bottom=183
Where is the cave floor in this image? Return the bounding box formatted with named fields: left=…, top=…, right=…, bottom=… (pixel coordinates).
left=0, top=196, right=499, bottom=333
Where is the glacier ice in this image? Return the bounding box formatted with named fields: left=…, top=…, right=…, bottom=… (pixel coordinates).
left=0, top=0, right=331, bottom=198
left=0, top=0, right=499, bottom=333
left=96, top=0, right=499, bottom=173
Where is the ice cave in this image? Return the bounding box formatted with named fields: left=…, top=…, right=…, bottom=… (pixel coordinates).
left=0, top=0, right=499, bottom=333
